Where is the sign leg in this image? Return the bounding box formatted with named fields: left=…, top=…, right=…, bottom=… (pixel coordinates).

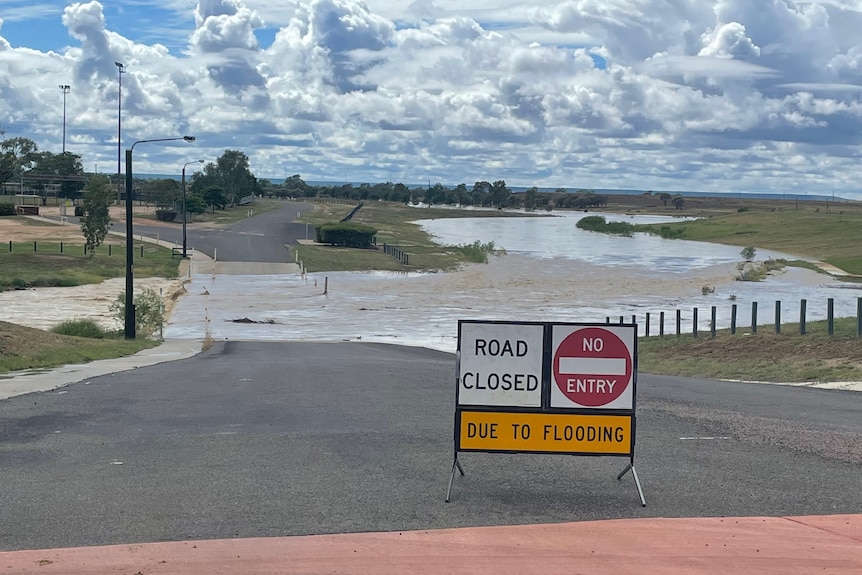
left=445, top=457, right=463, bottom=503
left=617, top=460, right=646, bottom=507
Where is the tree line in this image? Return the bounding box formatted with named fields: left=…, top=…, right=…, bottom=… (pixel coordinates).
left=1, top=131, right=685, bottom=212
left=269, top=175, right=615, bottom=210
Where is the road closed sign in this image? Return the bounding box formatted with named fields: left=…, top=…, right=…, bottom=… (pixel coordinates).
left=550, top=325, right=635, bottom=410
left=457, top=321, right=544, bottom=407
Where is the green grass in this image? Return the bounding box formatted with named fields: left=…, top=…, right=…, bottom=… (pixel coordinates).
left=296, top=202, right=534, bottom=272
left=51, top=319, right=107, bottom=339
left=634, top=208, right=862, bottom=274
left=0, top=334, right=158, bottom=374
left=638, top=317, right=862, bottom=382
left=0, top=242, right=180, bottom=291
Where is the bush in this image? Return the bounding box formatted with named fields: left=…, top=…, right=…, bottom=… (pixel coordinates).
left=576, top=215, right=635, bottom=236
left=155, top=209, right=177, bottom=222
left=316, top=222, right=377, bottom=248
left=110, top=288, right=164, bottom=338
left=0, top=204, right=15, bottom=216
left=737, top=206, right=749, bottom=213
left=51, top=319, right=106, bottom=339
left=455, top=241, right=505, bottom=263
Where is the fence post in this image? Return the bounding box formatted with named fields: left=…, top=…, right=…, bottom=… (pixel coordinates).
left=7, top=240, right=11, bottom=252
left=108, top=244, right=112, bottom=257
left=693, top=308, right=698, bottom=338
left=140, top=244, right=144, bottom=258
left=619, top=315, right=624, bottom=324
left=645, top=313, right=650, bottom=338
left=751, top=302, right=758, bottom=334
left=675, top=309, right=681, bottom=337
left=731, top=304, right=737, bottom=335
left=775, top=301, right=781, bottom=334
left=710, top=306, right=717, bottom=338
left=828, top=298, right=834, bottom=335
left=60, top=241, right=64, bottom=254
left=606, top=317, right=610, bottom=324
left=857, top=298, right=862, bottom=337
left=659, top=311, right=665, bottom=337
left=34, top=240, right=37, bottom=252
left=800, top=299, right=807, bottom=335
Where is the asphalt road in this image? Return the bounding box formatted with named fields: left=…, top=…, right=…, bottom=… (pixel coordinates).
left=1, top=341, right=860, bottom=551
left=133, top=201, right=315, bottom=262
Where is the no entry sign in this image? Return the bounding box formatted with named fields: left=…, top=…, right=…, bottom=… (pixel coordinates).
left=550, top=325, right=635, bottom=410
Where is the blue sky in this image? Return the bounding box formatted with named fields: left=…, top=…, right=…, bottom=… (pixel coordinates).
left=1, top=1, right=862, bottom=196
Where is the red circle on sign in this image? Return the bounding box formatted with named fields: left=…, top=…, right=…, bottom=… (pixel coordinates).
left=553, top=327, right=632, bottom=407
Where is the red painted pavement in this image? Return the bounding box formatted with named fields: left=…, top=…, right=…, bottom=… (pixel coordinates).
left=2, top=515, right=860, bottom=574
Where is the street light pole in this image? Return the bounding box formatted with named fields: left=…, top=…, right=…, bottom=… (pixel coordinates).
left=115, top=62, right=126, bottom=203
left=124, top=136, right=196, bottom=339
left=59, top=85, right=70, bottom=153
left=181, top=159, right=204, bottom=258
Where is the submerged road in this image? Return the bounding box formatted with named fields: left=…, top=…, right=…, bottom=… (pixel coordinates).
left=0, top=341, right=859, bottom=551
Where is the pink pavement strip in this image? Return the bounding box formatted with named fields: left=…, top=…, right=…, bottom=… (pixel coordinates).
left=2, top=515, right=861, bottom=575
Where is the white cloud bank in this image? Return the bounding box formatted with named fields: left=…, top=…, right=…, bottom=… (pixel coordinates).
left=0, top=0, right=861, bottom=196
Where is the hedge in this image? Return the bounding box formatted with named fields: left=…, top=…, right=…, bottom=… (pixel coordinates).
left=316, top=222, right=377, bottom=248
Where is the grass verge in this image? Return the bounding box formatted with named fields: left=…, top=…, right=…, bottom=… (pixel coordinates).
left=0, top=321, right=159, bottom=374
left=638, top=317, right=862, bottom=382
left=0, top=242, right=179, bottom=291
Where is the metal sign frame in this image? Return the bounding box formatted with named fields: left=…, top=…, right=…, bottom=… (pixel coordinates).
left=447, top=320, right=645, bottom=506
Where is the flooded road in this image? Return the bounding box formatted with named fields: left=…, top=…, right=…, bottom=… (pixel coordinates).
left=164, top=211, right=862, bottom=351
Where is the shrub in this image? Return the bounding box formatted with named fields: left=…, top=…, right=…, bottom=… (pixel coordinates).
left=110, top=288, right=164, bottom=338
left=455, top=241, right=505, bottom=263
left=576, top=215, right=635, bottom=236
left=316, top=222, right=377, bottom=248
left=657, top=225, right=685, bottom=239
left=155, top=209, right=177, bottom=222
left=737, top=206, right=749, bottom=213
left=0, top=204, right=15, bottom=216
left=51, top=319, right=106, bottom=339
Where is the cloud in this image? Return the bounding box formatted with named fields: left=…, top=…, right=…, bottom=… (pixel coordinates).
left=1, top=0, right=862, bottom=196
left=189, top=0, right=267, bottom=91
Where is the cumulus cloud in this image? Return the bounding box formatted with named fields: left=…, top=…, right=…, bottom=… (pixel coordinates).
left=2, top=0, right=862, bottom=195
left=189, top=0, right=267, bottom=92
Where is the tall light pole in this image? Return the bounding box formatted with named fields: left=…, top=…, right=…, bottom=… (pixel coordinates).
left=115, top=62, right=126, bottom=203
left=59, top=85, right=70, bottom=153
left=181, top=159, right=204, bottom=258
left=124, top=135, right=196, bottom=339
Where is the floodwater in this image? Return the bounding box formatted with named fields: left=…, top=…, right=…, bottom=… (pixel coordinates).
left=164, top=211, right=862, bottom=352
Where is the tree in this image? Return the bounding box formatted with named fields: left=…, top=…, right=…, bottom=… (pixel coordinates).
left=490, top=180, right=510, bottom=209
left=190, top=150, right=258, bottom=206
left=741, top=246, right=757, bottom=261
left=0, top=137, right=38, bottom=188
left=659, top=192, right=672, bottom=206
left=217, top=149, right=257, bottom=204
left=185, top=194, right=207, bottom=215
left=524, top=186, right=538, bottom=211
left=454, top=183, right=468, bottom=206
left=202, top=185, right=227, bottom=212
left=31, top=151, right=86, bottom=198
left=80, top=174, right=112, bottom=252
left=672, top=195, right=685, bottom=210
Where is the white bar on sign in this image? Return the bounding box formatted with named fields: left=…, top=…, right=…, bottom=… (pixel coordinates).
left=559, top=357, right=626, bottom=375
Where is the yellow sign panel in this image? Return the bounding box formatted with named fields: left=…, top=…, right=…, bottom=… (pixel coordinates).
left=458, top=411, right=632, bottom=455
